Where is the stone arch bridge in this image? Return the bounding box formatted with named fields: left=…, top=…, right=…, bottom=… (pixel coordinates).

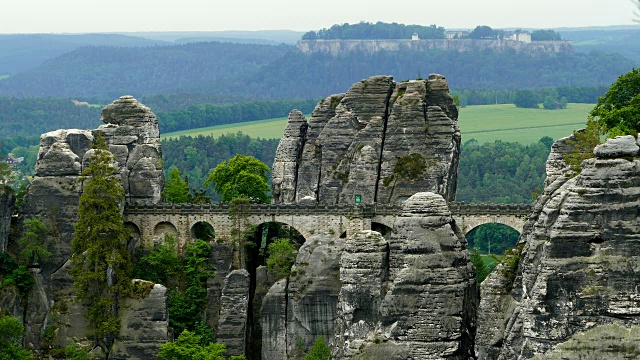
left=123, top=202, right=532, bottom=247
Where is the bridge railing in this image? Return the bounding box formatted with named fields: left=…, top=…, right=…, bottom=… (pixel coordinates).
left=124, top=202, right=532, bottom=217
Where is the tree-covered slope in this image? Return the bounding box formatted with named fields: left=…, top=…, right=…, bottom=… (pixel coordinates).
left=0, top=42, right=293, bottom=99
left=238, top=49, right=635, bottom=98
left=0, top=33, right=169, bottom=74
left=0, top=43, right=635, bottom=99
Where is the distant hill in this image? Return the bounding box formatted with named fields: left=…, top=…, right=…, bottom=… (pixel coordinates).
left=121, top=30, right=304, bottom=45
left=0, top=33, right=169, bottom=74
left=558, top=28, right=640, bottom=64
left=0, top=42, right=293, bottom=99
left=0, top=37, right=635, bottom=99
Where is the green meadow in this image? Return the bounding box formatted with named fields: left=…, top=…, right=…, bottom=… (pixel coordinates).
left=0, top=74, right=10, bottom=80
left=459, top=103, right=592, bottom=144
left=162, top=103, right=594, bottom=145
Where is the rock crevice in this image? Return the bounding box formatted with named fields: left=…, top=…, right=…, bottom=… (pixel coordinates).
left=272, top=75, right=459, bottom=205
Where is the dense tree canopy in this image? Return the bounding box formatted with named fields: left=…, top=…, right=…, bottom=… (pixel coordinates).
left=206, top=154, right=271, bottom=203
left=0, top=43, right=633, bottom=100
left=531, top=30, right=562, bottom=41
left=469, top=25, right=503, bottom=39
left=0, top=315, right=34, bottom=360
left=514, top=89, right=539, bottom=108
left=457, top=138, right=550, bottom=204
left=590, top=68, right=640, bottom=136
left=302, top=22, right=445, bottom=40
left=162, top=134, right=279, bottom=202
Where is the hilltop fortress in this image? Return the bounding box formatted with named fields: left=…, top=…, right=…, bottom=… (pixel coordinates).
left=298, top=39, right=574, bottom=56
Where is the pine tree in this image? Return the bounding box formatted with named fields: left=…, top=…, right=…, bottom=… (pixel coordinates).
left=70, top=133, right=132, bottom=355
left=163, top=166, right=191, bottom=204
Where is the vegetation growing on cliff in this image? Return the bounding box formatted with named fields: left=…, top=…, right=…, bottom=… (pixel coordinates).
left=266, top=238, right=297, bottom=279
left=0, top=315, right=34, bottom=360
left=590, top=68, right=640, bottom=137
left=70, top=134, right=132, bottom=354
left=134, top=237, right=214, bottom=340
left=158, top=330, right=245, bottom=360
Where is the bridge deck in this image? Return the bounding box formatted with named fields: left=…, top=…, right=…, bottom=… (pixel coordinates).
left=124, top=202, right=533, bottom=217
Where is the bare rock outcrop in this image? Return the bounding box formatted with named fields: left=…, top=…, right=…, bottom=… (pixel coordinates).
left=273, top=75, right=460, bottom=205
left=477, top=134, right=640, bottom=359
left=371, top=192, right=476, bottom=359
left=262, top=193, right=477, bottom=359
left=112, top=281, right=169, bottom=360
left=217, top=269, right=251, bottom=357
left=261, top=235, right=345, bottom=360
left=0, top=187, right=15, bottom=253
left=272, top=110, right=308, bottom=204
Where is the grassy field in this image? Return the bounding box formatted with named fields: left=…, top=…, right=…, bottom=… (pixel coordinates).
left=162, top=115, right=295, bottom=140
left=459, top=103, right=592, bottom=144
left=162, top=103, right=594, bottom=144
left=0, top=74, right=10, bottom=80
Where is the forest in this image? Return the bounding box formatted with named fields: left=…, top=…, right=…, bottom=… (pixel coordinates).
left=0, top=42, right=634, bottom=99
left=302, top=22, right=446, bottom=40
left=0, top=97, right=317, bottom=137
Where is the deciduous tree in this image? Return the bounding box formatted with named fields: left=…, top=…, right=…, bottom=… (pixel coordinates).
left=205, top=154, right=271, bottom=203
left=590, top=68, right=640, bottom=136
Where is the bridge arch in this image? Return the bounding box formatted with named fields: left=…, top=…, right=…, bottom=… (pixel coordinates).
left=153, top=221, right=178, bottom=244
left=124, top=221, right=142, bottom=251
left=454, top=215, right=526, bottom=235
left=190, top=221, right=215, bottom=241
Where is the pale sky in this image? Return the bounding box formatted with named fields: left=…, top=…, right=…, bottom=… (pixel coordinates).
left=0, top=0, right=638, bottom=34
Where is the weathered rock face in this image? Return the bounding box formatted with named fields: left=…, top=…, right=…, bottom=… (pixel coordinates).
left=217, top=269, right=251, bottom=357
left=333, top=230, right=389, bottom=359
left=261, top=193, right=477, bottom=359
left=112, top=281, right=169, bottom=360
left=342, top=192, right=476, bottom=359
left=22, top=96, right=164, bottom=273
left=477, top=134, right=640, bottom=359
left=261, top=235, right=345, bottom=360
left=98, top=95, right=164, bottom=205
left=273, top=75, right=460, bottom=205
left=272, top=110, right=308, bottom=204
left=0, top=186, right=15, bottom=253
left=16, top=96, right=166, bottom=356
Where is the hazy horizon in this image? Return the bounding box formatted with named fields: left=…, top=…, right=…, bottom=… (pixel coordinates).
left=1, top=0, right=638, bottom=34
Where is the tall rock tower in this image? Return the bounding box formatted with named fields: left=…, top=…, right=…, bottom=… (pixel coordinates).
left=271, top=74, right=460, bottom=205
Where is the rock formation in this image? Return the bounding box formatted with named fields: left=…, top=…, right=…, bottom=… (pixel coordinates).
left=477, top=134, right=640, bottom=359
left=261, top=235, right=346, bottom=359
left=272, top=75, right=460, bottom=205
left=217, top=269, right=251, bottom=357
left=12, top=96, right=167, bottom=357
left=22, top=96, right=164, bottom=272
left=261, top=193, right=477, bottom=359
left=0, top=186, right=15, bottom=253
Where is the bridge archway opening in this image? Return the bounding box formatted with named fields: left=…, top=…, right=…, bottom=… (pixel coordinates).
left=124, top=222, right=142, bottom=258
left=371, top=222, right=393, bottom=238
left=153, top=221, right=178, bottom=246
left=244, top=221, right=305, bottom=360
left=190, top=221, right=215, bottom=241
left=467, top=223, right=520, bottom=283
